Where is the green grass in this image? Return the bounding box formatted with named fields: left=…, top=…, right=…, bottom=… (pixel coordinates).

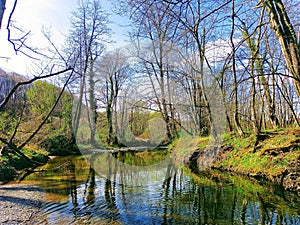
left=215, top=129, right=300, bottom=181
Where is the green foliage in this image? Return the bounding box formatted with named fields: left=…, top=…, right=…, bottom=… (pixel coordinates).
left=0, top=147, right=49, bottom=181
left=0, top=158, right=17, bottom=181
left=149, top=111, right=162, bottom=119
left=97, top=110, right=166, bottom=146
left=26, top=80, right=73, bottom=130
left=129, top=111, right=149, bottom=137
left=39, top=135, right=79, bottom=156
left=138, top=112, right=164, bottom=140
left=96, top=113, right=110, bottom=146
left=223, top=134, right=256, bottom=150
left=221, top=133, right=231, bottom=141
left=61, top=91, right=73, bottom=130
left=21, top=148, right=49, bottom=164
left=172, top=136, right=210, bottom=160
left=25, top=80, right=75, bottom=154
left=0, top=111, right=17, bottom=137
left=27, top=80, right=58, bottom=117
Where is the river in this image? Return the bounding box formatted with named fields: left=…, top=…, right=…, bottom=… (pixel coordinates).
left=20, top=150, right=299, bottom=224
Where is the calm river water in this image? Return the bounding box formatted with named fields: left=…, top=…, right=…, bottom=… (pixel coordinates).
left=21, top=150, right=299, bottom=225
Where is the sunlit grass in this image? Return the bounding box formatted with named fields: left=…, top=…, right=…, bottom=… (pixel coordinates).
left=216, top=128, right=300, bottom=180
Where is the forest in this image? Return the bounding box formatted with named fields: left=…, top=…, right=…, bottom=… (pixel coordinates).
left=0, top=0, right=300, bottom=194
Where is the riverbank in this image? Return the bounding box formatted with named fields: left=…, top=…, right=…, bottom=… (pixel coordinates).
left=0, top=147, right=50, bottom=183
left=171, top=128, right=300, bottom=195
left=0, top=183, right=45, bottom=224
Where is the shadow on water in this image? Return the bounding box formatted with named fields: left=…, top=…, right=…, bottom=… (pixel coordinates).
left=20, top=150, right=300, bottom=225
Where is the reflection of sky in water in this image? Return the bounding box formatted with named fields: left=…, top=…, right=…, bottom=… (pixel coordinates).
left=26, top=155, right=300, bottom=225
left=89, top=153, right=175, bottom=187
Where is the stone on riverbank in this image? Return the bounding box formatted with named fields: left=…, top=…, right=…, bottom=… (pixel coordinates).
left=0, top=183, right=45, bottom=225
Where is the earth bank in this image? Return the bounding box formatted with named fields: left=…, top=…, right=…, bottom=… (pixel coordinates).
left=171, top=129, right=300, bottom=195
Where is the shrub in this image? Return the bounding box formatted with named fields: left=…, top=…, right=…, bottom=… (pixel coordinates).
left=39, top=135, right=79, bottom=156
left=0, top=160, right=17, bottom=182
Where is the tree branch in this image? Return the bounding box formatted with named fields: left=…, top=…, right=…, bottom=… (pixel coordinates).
left=0, top=137, right=42, bottom=165
left=0, top=67, right=73, bottom=111
left=18, top=69, right=74, bottom=149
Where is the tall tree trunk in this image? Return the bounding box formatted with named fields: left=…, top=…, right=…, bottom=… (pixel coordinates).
left=160, top=72, right=172, bottom=141
left=264, top=0, right=300, bottom=98
left=159, top=41, right=173, bottom=141
left=260, top=74, right=279, bottom=128
left=249, top=60, right=259, bottom=135
left=242, top=24, right=260, bottom=135
left=88, top=57, right=97, bottom=145
left=219, top=68, right=233, bottom=133
left=230, top=0, right=244, bottom=137
left=107, top=76, right=115, bottom=146
left=0, top=0, right=6, bottom=29
left=252, top=5, right=278, bottom=129
left=265, top=36, right=280, bottom=128
left=276, top=76, right=300, bottom=126
left=167, top=66, right=177, bottom=138
left=196, top=33, right=219, bottom=141
left=73, top=57, right=86, bottom=139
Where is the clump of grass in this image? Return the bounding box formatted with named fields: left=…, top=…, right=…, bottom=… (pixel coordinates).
left=217, top=129, right=300, bottom=180
left=222, top=133, right=256, bottom=150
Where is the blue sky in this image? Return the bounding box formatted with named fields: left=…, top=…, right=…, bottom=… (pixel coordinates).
left=0, top=0, right=129, bottom=75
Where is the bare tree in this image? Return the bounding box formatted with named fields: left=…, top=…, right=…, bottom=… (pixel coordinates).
left=0, top=0, right=78, bottom=161
left=96, top=50, right=131, bottom=145
left=130, top=0, right=182, bottom=141
left=167, top=0, right=230, bottom=140
left=263, top=0, right=300, bottom=98
left=230, top=0, right=245, bottom=137
left=0, top=68, right=72, bottom=111
left=68, top=0, right=110, bottom=144
left=113, top=0, right=300, bottom=139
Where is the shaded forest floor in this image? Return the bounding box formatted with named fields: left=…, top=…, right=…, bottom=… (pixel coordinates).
left=171, top=128, right=300, bottom=195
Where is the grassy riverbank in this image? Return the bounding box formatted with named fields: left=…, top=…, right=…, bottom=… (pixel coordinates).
left=171, top=128, right=300, bottom=195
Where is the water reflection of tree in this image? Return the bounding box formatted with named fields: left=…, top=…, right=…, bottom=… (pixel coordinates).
left=162, top=162, right=177, bottom=224
left=158, top=169, right=299, bottom=224
left=69, top=161, right=78, bottom=214
left=93, top=152, right=298, bottom=224
left=84, top=167, right=96, bottom=205
left=83, top=154, right=98, bottom=208
left=28, top=155, right=299, bottom=224
left=104, top=154, right=116, bottom=207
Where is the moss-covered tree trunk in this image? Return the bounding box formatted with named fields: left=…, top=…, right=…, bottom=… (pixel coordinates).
left=88, top=57, right=97, bottom=145
left=264, top=0, right=300, bottom=98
